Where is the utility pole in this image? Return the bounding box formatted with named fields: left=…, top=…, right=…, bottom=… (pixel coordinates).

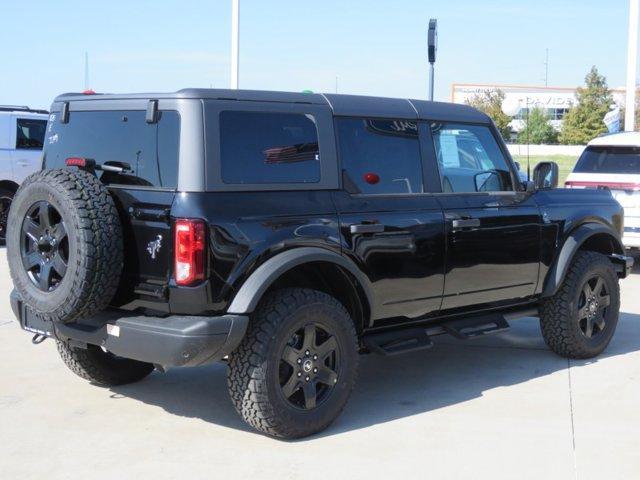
left=543, top=48, right=549, bottom=87
left=84, top=52, right=90, bottom=90
left=231, top=0, right=240, bottom=89
left=625, top=0, right=639, bottom=131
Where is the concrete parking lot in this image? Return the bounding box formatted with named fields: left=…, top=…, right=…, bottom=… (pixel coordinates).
left=1, top=248, right=639, bottom=480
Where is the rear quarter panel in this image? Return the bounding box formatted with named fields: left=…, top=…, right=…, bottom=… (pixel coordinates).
left=169, top=191, right=341, bottom=313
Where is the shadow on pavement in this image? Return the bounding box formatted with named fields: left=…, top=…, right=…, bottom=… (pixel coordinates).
left=109, top=312, right=640, bottom=439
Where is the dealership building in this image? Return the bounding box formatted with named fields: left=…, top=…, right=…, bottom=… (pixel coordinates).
left=450, top=83, right=627, bottom=135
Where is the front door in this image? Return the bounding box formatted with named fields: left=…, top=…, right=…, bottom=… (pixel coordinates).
left=332, top=117, right=445, bottom=324
left=429, top=121, right=541, bottom=310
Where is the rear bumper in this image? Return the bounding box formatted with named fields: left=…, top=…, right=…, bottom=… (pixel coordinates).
left=10, top=290, right=249, bottom=368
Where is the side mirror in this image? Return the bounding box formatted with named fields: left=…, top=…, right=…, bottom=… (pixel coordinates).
left=474, top=170, right=502, bottom=192
left=533, top=161, right=559, bottom=190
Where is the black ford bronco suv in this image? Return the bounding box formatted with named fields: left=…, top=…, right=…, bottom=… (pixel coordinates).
left=7, top=89, right=633, bottom=439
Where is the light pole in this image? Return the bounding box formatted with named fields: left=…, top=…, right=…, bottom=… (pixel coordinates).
left=625, top=0, right=639, bottom=131
left=231, top=0, right=240, bottom=89
left=427, top=19, right=437, bottom=101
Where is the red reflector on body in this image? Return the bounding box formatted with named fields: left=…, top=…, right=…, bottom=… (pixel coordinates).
left=174, top=219, right=206, bottom=286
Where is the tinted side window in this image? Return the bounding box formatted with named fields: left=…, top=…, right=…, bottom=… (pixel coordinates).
left=43, top=110, right=179, bottom=188
left=220, top=111, right=320, bottom=184
left=431, top=123, right=513, bottom=193
left=336, top=118, right=423, bottom=194
left=16, top=118, right=47, bottom=149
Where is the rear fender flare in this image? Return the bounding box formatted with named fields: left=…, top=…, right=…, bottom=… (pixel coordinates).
left=542, top=223, right=624, bottom=297
left=227, top=247, right=374, bottom=316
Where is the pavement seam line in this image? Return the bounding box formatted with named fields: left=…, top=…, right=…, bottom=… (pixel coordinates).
left=567, top=358, right=578, bottom=480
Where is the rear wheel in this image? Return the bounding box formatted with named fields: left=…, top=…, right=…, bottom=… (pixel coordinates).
left=227, top=288, right=359, bottom=439
left=56, top=341, right=154, bottom=386
left=540, top=251, right=620, bottom=359
left=0, top=188, right=15, bottom=245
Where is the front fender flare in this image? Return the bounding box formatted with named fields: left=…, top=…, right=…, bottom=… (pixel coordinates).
left=541, top=223, right=624, bottom=297
left=227, top=247, right=374, bottom=315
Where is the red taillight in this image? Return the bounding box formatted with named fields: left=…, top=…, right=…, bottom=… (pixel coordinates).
left=66, top=157, right=87, bottom=167
left=82, top=89, right=96, bottom=95
left=174, top=219, right=206, bottom=286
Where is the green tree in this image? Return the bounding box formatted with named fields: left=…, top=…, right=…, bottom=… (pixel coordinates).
left=559, top=66, right=613, bottom=144
left=465, top=88, right=512, bottom=140
left=517, top=107, right=558, bottom=144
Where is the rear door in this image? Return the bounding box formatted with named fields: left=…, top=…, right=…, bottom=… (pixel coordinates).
left=428, top=122, right=541, bottom=310
left=10, top=115, right=47, bottom=182
left=332, top=117, right=445, bottom=324
left=43, top=105, right=180, bottom=306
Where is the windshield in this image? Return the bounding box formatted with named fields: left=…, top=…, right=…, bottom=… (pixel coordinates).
left=574, top=146, right=640, bottom=174
left=16, top=118, right=47, bottom=150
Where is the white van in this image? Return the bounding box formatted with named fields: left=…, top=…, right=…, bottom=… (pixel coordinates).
left=0, top=106, right=48, bottom=242
left=565, top=132, right=640, bottom=249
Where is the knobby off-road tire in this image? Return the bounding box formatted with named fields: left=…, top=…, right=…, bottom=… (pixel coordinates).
left=57, top=341, right=154, bottom=386
left=540, top=251, right=620, bottom=359
left=227, top=288, right=359, bottom=439
left=6, top=169, right=123, bottom=323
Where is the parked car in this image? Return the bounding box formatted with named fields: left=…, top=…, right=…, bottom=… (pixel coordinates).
left=0, top=105, right=48, bottom=242
left=6, top=89, right=633, bottom=439
left=565, top=132, right=640, bottom=250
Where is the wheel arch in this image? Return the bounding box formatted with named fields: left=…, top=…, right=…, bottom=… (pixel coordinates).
left=226, top=247, right=374, bottom=333
left=542, top=223, right=624, bottom=297
left=0, top=180, right=19, bottom=194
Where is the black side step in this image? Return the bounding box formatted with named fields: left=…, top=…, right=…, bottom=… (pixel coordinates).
left=442, top=314, right=510, bottom=340
left=363, top=328, right=434, bottom=356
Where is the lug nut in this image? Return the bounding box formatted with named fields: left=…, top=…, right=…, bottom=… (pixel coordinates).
left=313, top=354, right=318, bottom=360
left=305, top=376, right=310, bottom=382
left=313, top=367, right=318, bottom=373
left=305, top=350, right=310, bottom=356
left=297, top=372, right=301, bottom=377
left=297, top=358, right=302, bottom=364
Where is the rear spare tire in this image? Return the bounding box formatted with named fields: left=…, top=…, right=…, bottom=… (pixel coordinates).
left=6, top=169, right=123, bottom=323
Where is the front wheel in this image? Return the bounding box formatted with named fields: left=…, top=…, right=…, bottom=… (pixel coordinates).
left=227, top=288, right=359, bottom=439
left=540, top=251, right=620, bottom=359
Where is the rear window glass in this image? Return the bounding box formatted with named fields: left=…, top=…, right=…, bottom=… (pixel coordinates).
left=43, top=110, right=179, bottom=188
left=219, top=111, right=320, bottom=184
left=574, top=146, right=640, bottom=174
left=16, top=118, right=47, bottom=149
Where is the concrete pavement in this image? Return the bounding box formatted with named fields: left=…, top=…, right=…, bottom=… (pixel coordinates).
left=1, top=248, right=639, bottom=480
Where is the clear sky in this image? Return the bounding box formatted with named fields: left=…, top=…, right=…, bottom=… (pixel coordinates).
left=0, top=0, right=634, bottom=109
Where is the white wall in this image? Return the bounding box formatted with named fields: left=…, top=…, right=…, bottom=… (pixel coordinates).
left=506, top=144, right=585, bottom=157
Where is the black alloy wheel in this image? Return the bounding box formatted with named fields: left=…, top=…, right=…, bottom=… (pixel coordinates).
left=577, top=274, right=610, bottom=339
left=20, top=201, right=68, bottom=292
left=279, top=323, right=340, bottom=410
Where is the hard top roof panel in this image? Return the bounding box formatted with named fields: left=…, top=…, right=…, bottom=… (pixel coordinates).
left=53, top=88, right=489, bottom=122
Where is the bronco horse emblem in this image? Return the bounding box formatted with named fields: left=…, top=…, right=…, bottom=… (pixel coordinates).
left=146, top=235, right=163, bottom=259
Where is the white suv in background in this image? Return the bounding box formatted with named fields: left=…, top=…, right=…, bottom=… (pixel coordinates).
left=565, top=131, right=640, bottom=250
left=0, top=106, right=48, bottom=243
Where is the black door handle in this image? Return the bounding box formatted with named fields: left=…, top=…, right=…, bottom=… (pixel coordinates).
left=451, top=218, right=480, bottom=230
left=350, top=223, right=385, bottom=234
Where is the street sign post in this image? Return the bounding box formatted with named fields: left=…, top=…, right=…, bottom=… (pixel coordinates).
left=428, top=19, right=437, bottom=101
